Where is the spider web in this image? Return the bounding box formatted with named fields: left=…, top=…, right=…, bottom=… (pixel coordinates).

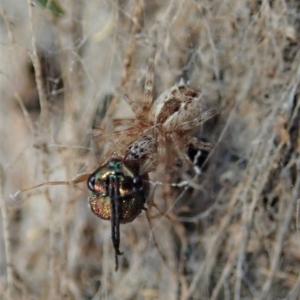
left=0, top=0, right=300, bottom=299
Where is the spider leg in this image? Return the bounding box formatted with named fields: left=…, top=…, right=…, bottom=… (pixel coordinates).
left=184, top=137, right=214, bottom=175
left=143, top=45, right=156, bottom=112
left=180, top=107, right=219, bottom=131
left=188, top=136, right=214, bottom=151
left=124, top=94, right=143, bottom=117
left=156, top=127, right=169, bottom=170
left=93, top=127, right=141, bottom=142
left=113, top=119, right=152, bottom=133
left=168, top=133, right=213, bottom=176
left=12, top=173, right=91, bottom=198
left=113, top=118, right=141, bottom=128
left=169, top=132, right=194, bottom=169
left=145, top=178, right=157, bottom=205
left=92, top=126, right=104, bottom=132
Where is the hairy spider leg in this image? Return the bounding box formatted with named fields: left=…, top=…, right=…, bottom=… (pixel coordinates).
left=94, top=127, right=143, bottom=143
left=180, top=107, right=219, bottom=131
left=169, top=132, right=196, bottom=169
left=187, top=137, right=214, bottom=151
left=124, top=94, right=143, bottom=117
left=113, top=118, right=142, bottom=128
left=113, top=118, right=152, bottom=131
left=155, top=126, right=169, bottom=168
left=12, top=173, right=91, bottom=199
left=143, top=45, right=156, bottom=112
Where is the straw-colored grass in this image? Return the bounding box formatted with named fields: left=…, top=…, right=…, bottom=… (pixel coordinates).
left=0, top=0, right=300, bottom=299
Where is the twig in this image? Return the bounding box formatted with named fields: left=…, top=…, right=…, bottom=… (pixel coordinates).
left=27, top=0, right=49, bottom=128
left=100, top=0, right=145, bottom=128
left=0, top=164, right=13, bottom=299
left=257, top=162, right=300, bottom=299
left=0, top=4, right=14, bottom=43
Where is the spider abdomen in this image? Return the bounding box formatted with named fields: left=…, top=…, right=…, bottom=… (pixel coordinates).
left=151, top=84, right=202, bottom=131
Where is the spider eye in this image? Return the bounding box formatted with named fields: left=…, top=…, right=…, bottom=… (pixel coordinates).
left=87, top=174, right=96, bottom=192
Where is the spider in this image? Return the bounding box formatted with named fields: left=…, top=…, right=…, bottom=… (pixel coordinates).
left=85, top=55, right=219, bottom=268
left=94, top=53, right=219, bottom=176
left=15, top=51, right=218, bottom=272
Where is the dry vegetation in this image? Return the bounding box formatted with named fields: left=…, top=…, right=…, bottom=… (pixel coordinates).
left=0, top=0, right=300, bottom=299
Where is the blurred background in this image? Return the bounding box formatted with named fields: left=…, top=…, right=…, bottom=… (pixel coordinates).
left=0, top=0, right=300, bottom=299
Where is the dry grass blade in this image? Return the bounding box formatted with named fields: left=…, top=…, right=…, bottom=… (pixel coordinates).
left=0, top=0, right=300, bottom=299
